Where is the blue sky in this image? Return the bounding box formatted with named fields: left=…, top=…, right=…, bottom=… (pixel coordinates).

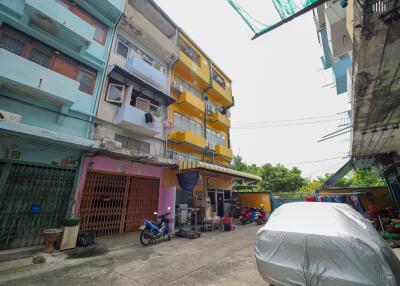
left=155, top=0, right=350, bottom=178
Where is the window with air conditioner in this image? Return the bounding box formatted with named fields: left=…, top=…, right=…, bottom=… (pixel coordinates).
left=106, top=84, right=124, bottom=103
left=136, top=97, right=150, bottom=112
left=116, top=36, right=129, bottom=58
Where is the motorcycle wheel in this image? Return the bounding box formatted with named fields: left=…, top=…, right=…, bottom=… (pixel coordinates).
left=140, top=228, right=153, bottom=246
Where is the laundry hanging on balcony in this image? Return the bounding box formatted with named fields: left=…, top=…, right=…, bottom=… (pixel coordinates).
left=227, top=0, right=326, bottom=39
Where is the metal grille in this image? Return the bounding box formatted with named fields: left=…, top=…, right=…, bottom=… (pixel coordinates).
left=0, top=161, right=76, bottom=250
left=79, top=171, right=159, bottom=237
left=124, top=177, right=159, bottom=233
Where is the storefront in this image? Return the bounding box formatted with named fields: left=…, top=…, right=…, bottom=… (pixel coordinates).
left=163, top=161, right=261, bottom=223
left=0, top=124, right=95, bottom=249
left=74, top=155, right=175, bottom=237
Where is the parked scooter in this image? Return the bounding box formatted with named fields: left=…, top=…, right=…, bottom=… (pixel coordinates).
left=255, top=208, right=268, bottom=225
left=139, top=207, right=172, bottom=246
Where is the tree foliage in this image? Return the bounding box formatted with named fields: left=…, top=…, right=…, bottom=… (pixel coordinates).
left=231, top=156, right=306, bottom=193
left=258, top=163, right=305, bottom=193
left=231, top=155, right=385, bottom=194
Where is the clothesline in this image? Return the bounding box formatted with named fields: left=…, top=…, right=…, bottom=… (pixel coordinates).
left=318, top=191, right=372, bottom=196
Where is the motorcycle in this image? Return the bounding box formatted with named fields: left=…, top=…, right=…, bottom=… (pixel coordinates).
left=139, top=206, right=172, bottom=246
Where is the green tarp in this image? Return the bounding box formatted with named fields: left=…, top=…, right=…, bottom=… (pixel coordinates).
left=227, top=0, right=326, bottom=39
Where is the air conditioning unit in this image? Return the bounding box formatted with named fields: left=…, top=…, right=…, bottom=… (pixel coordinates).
left=173, top=81, right=185, bottom=93
left=206, top=102, right=215, bottom=113
left=0, top=110, right=22, bottom=122
left=101, top=138, right=122, bottom=150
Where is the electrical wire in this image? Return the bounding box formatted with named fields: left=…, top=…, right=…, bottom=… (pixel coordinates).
left=231, top=118, right=342, bottom=129
left=284, top=155, right=350, bottom=166
left=233, top=113, right=342, bottom=126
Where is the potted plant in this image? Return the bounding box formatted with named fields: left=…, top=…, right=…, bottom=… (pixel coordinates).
left=59, top=216, right=80, bottom=250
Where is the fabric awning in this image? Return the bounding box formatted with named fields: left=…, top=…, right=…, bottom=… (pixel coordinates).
left=178, top=161, right=261, bottom=182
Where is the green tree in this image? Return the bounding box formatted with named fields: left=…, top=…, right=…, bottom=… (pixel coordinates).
left=299, top=179, right=323, bottom=193
left=259, top=163, right=305, bottom=193
left=349, top=168, right=385, bottom=187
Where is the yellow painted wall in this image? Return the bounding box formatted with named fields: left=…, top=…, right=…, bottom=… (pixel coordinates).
left=175, top=33, right=210, bottom=89
left=234, top=193, right=272, bottom=212
left=209, top=64, right=233, bottom=107
left=320, top=187, right=395, bottom=210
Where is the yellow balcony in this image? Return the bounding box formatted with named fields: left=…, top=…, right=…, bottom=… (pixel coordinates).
left=176, top=91, right=205, bottom=117
left=174, top=34, right=210, bottom=89
left=168, top=130, right=206, bottom=150
left=208, top=112, right=230, bottom=131
left=215, top=145, right=233, bottom=159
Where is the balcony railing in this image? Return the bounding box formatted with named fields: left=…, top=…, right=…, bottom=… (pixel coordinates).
left=24, top=0, right=95, bottom=49
left=114, top=104, right=162, bottom=136
left=0, top=48, right=79, bottom=106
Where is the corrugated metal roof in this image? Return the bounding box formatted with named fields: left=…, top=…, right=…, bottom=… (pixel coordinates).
left=178, top=160, right=261, bottom=182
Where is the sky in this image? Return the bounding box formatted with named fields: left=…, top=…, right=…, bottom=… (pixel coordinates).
left=154, top=0, right=351, bottom=179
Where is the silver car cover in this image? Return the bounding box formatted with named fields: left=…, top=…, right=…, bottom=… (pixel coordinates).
left=255, top=202, right=400, bottom=286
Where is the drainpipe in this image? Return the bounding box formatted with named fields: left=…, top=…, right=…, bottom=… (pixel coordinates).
left=202, top=59, right=213, bottom=162
left=88, top=13, right=124, bottom=140
left=164, top=28, right=180, bottom=159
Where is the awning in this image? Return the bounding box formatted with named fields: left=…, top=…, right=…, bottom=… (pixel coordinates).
left=108, top=65, right=176, bottom=106
left=178, top=160, right=262, bottom=182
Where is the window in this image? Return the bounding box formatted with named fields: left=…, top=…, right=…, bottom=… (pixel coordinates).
left=92, top=22, right=107, bottom=44
left=106, top=84, right=124, bottom=103
left=174, top=112, right=182, bottom=130
left=28, top=48, right=52, bottom=68
left=114, top=134, right=150, bottom=154
left=116, top=38, right=129, bottom=58
left=136, top=97, right=150, bottom=112
left=77, top=69, right=96, bottom=94
left=150, top=104, right=160, bottom=117
left=174, top=112, right=203, bottom=136
left=0, top=34, right=25, bottom=55
left=179, top=39, right=200, bottom=66
left=55, top=0, right=70, bottom=9
left=213, top=70, right=226, bottom=89
left=142, top=54, right=153, bottom=66
left=139, top=141, right=151, bottom=154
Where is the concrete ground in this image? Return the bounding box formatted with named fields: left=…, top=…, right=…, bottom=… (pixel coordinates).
left=0, top=224, right=267, bottom=286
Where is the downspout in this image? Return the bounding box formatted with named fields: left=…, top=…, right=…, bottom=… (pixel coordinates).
left=202, top=59, right=213, bottom=162
left=164, top=28, right=180, bottom=159
left=88, top=11, right=124, bottom=138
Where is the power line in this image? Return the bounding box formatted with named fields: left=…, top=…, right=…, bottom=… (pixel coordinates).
left=285, top=155, right=350, bottom=166
left=233, top=113, right=341, bottom=126
left=231, top=118, right=341, bottom=129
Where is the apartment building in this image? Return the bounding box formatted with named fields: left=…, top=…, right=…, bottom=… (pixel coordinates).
left=75, top=0, right=179, bottom=237
left=164, top=31, right=259, bottom=221
left=0, top=0, right=124, bottom=249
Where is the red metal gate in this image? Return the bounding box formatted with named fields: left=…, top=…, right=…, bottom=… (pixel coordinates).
left=79, top=171, right=159, bottom=237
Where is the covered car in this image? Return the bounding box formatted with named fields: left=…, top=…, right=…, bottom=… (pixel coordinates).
left=255, top=202, right=400, bottom=286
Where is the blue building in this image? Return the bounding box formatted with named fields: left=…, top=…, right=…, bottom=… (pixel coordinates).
left=0, top=0, right=125, bottom=249
left=314, top=1, right=352, bottom=95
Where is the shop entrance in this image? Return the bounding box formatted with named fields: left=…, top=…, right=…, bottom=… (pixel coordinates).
left=79, top=171, right=159, bottom=237
left=217, top=193, right=224, bottom=217
left=208, top=190, right=225, bottom=217
left=0, top=160, right=76, bottom=249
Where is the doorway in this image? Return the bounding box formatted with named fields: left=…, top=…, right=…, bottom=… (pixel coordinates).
left=217, top=192, right=224, bottom=217
left=79, top=171, right=160, bottom=237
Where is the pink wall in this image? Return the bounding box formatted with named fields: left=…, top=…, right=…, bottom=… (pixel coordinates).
left=158, top=186, right=176, bottom=231
left=72, top=155, right=174, bottom=217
